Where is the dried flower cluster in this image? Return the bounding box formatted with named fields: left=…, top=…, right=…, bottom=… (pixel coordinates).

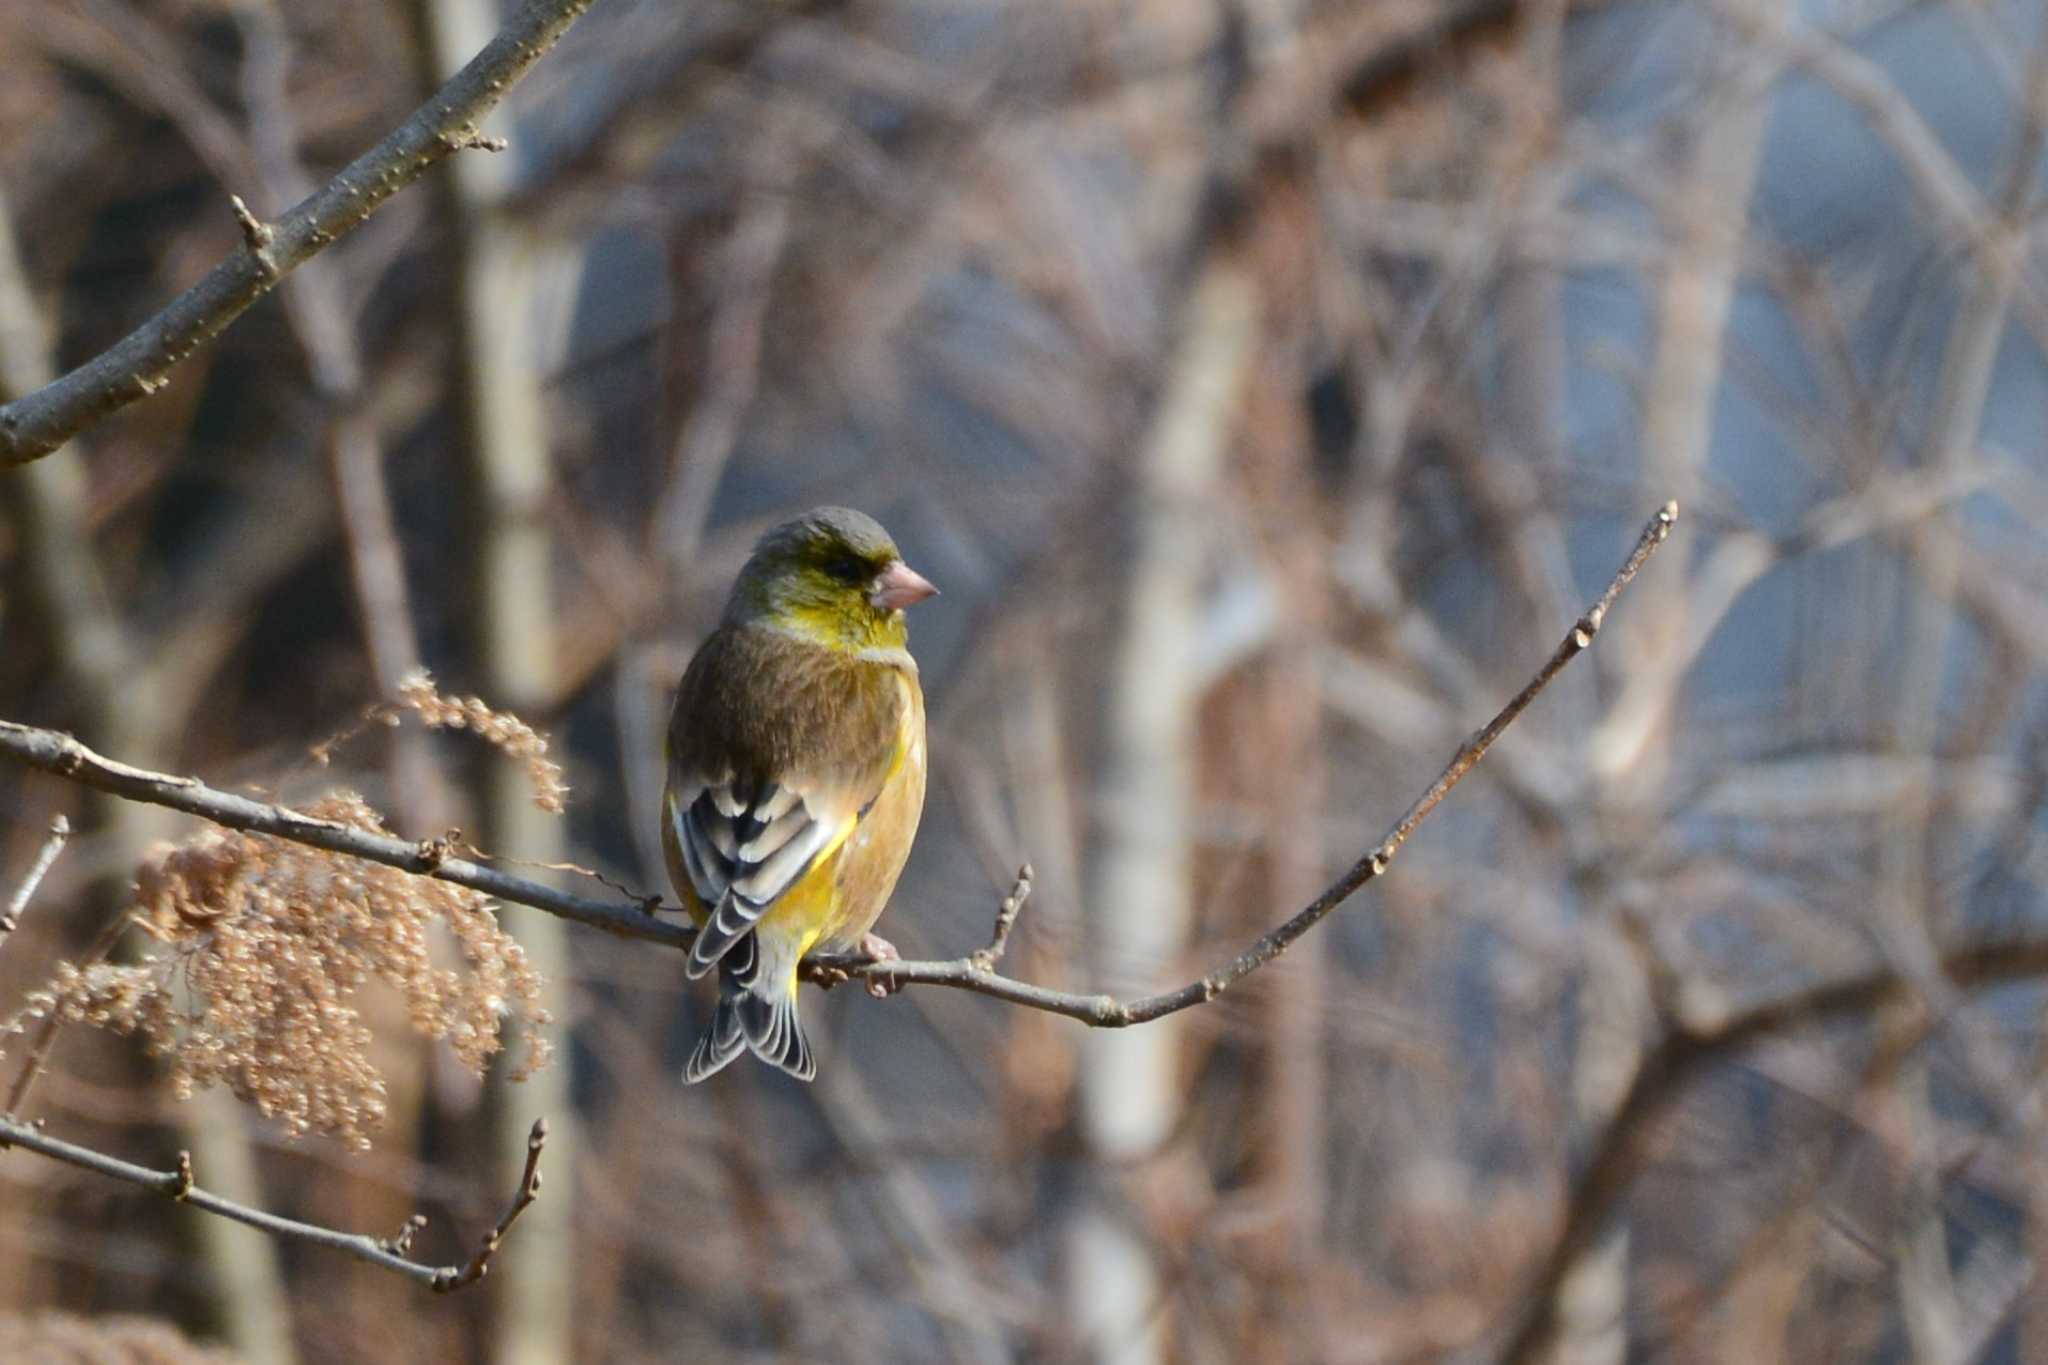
left=1, top=795, right=550, bottom=1149
left=394, top=670, right=568, bottom=813
left=306, top=670, right=568, bottom=813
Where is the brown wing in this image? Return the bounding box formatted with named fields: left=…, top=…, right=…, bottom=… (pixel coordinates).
left=662, top=623, right=909, bottom=971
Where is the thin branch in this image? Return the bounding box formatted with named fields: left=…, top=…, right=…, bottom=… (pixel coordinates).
left=433, top=1118, right=548, bottom=1292
left=0, top=1112, right=549, bottom=1291
left=0, top=0, right=603, bottom=467
left=1, top=814, right=70, bottom=938
left=809, top=502, right=1681, bottom=1021
left=970, top=863, right=1034, bottom=973
left=0, top=504, right=1679, bottom=1025
left=1493, top=938, right=2048, bottom=1365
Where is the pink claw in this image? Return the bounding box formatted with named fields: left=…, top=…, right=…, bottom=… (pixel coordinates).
left=860, top=933, right=900, bottom=997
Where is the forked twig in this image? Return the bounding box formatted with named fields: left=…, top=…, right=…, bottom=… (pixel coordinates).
left=434, top=1117, right=548, bottom=1292
left=971, top=864, right=1034, bottom=973
left=0, top=1112, right=550, bottom=1291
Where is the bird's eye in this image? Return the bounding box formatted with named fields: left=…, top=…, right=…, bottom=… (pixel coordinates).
left=824, top=554, right=868, bottom=584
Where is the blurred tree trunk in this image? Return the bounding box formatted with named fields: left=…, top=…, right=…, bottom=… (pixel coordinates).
left=414, top=2, right=576, bottom=1361
left=1572, top=10, right=1775, bottom=1363
left=235, top=3, right=448, bottom=1332
left=1066, top=254, right=1257, bottom=1365
left=0, top=189, right=297, bottom=1365
left=1233, top=165, right=1332, bottom=1357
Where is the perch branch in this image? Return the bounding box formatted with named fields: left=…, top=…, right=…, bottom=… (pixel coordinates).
left=809, top=502, right=1680, bottom=1021
left=0, top=506, right=1676, bottom=1026
left=0, top=721, right=691, bottom=951
left=0, top=0, right=602, bottom=467
left=0, top=1112, right=549, bottom=1291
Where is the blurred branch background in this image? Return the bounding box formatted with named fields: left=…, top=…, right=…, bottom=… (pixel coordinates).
left=5, top=0, right=2048, bottom=1362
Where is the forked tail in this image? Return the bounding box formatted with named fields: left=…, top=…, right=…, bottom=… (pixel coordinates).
left=683, top=932, right=815, bottom=1082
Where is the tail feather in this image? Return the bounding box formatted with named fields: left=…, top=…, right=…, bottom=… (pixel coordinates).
left=683, top=938, right=815, bottom=1083
left=683, top=990, right=747, bottom=1082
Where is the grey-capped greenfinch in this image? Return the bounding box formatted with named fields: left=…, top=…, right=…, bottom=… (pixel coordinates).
left=663, top=507, right=936, bottom=1082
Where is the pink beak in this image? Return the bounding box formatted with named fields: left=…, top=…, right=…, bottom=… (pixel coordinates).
left=870, top=560, right=939, bottom=611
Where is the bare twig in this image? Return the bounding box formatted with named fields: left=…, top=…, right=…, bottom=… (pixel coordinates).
left=970, top=864, right=1034, bottom=973
left=0, top=1113, right=547, bottom=1291
left=433, top=1118, right=548, bottom=1292
left=812, top=502, right=1681, bottom=1023
left=1, top=814, right=70, bottom=938
left=0, top=504, right=1679, bottom=1026
left=0, top=0, right=602, bottom=467
left=384, top=1213, right=430, bottom=1256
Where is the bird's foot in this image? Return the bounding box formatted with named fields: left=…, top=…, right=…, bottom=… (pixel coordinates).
left=860, top=933, right=900, bottom=998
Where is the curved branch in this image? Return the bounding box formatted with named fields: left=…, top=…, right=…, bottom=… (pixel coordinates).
left=0, top=1113, right=549, bottom=1291
left=0, top=0, right=601, bottom=468
left=0, top=505, right=1678, bottom=1027
left=1494, top=939, right=2048, bottom=1365
left=810, top=502, right=1680, bottom=1023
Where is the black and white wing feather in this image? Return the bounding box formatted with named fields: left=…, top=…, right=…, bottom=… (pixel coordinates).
left=670, top=777, right=845, bottom=979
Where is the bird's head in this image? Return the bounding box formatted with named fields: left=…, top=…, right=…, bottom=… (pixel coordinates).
left=726, top=506, right=938, bottom=653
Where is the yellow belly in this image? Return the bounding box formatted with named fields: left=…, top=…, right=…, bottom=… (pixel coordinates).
left=661, top=671, right=927, bottom=959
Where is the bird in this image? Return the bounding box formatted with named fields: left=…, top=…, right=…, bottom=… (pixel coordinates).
left=663, top=507, right=937, bottom=1082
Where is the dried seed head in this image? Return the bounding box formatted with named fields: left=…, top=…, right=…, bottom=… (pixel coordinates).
left=396, top=670, right=568, bottom=813
left=4, top=793, right=551, bottom=1150
left=306, top=670, right=569, bottom=814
